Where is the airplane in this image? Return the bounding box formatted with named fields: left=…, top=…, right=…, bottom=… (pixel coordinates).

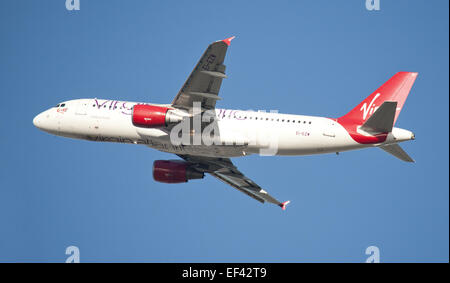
left=33, top=36, right=417, bottom=210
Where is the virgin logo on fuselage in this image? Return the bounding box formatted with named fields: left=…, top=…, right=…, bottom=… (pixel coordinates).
left=360, top=93, right=381, bottom=120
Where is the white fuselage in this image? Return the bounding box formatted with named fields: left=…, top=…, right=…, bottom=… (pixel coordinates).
left=33, top=99, right=413, bottom=158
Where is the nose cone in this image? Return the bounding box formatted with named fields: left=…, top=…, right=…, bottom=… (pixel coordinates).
left=33, top=110, right=57, bottom=133
left=33, top=113, right=42, bottom=128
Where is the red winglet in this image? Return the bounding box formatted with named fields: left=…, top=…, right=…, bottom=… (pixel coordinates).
left=280, top=200, right=291, bottom=211
left=222, top=36, right=236, bottom=46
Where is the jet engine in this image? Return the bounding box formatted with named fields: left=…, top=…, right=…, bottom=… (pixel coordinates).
left=132, top=105, right=183, bottom=128
left=153, top=160, right=204, bottom=184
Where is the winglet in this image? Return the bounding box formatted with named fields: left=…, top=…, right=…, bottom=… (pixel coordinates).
left=280, top=200, right=291, bottom=211
left=222, top=36, right=236, bottom=46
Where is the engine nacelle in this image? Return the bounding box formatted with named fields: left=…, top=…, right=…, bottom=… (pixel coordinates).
left=153, top=160, right=204, bottom=184
left=132, top=105, right=183, bottom=128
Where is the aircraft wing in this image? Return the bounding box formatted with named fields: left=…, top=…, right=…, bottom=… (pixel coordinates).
left=171, top=37, right=235, bottom=110
left=178, top=155, right=290, bottom=210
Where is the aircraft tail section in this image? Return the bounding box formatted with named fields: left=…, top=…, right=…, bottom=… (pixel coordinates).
left=338, top=72, right=418, bottom=127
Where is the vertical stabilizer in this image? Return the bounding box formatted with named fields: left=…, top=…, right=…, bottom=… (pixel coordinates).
left=338, top=72, right=418, bottom=126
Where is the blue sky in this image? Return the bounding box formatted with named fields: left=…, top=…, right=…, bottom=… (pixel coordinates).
left=0, top=0, right=448, bottom=262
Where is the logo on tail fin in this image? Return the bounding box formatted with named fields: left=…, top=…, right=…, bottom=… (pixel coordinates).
left=360, top=93, right=381, bottom=120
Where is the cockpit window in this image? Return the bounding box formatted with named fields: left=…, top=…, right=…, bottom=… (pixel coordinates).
left=55, top=104, right=60, bottom=107
left=60, top=103, right=66, bottom=107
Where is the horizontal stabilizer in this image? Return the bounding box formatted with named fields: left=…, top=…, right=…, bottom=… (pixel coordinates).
left=380, top=144, right=415, bottom=162
left=360, top=101, right=397, bottom=133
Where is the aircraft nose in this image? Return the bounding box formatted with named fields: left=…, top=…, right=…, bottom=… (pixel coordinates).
left=33, top=110, right=56, bottom=132
left=33, top=113, right=42, bottom=128
left=33, top=113, right=43, bottom=128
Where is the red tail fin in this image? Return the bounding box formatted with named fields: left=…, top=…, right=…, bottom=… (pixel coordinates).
left=338, top=72, right=418, bottom=126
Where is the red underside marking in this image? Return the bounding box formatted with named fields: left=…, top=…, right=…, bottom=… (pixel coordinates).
left=342, top=127, right=387, bottom=144
left=333, top=118, right=387, bottom=144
